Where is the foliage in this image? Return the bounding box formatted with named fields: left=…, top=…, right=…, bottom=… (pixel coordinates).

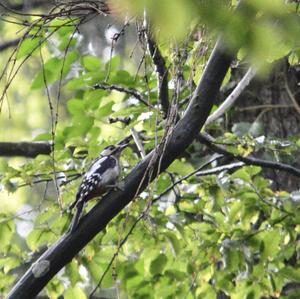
left=0, top=0, right=300, bottom=298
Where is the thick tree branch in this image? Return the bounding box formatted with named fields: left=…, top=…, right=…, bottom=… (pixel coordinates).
left=198, top=133, right=300, bottom=177
left=0, top=142, right=51, bottom=157
left=7, top=3, right=249, bottom=298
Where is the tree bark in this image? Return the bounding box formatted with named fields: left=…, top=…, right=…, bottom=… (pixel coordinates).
left=0, top=142, right=51, bottom=157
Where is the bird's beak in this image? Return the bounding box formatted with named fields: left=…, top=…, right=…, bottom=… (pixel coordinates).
left=118, top=143, right=129, bottom=151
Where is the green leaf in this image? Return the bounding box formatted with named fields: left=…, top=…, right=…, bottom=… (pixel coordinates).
left=164, top=232, right=181, bottom=256
left=178, top=200, right=197, bottom=213
left=67, top=99, right=85, bottom=116
left=261, top=230, right=281, bottom=259
left=64, top=287, right=87, bottom=299
left=85, top=253, right=113, bottom=288
left=0, top=221, right=15, bottom=249
left=26, top=229, right=56, bottom=251
left=0, top=160, right=8, bottom=172
left=97, top=102, right=114, bottom=118
left=231, top=168, right=251, bottom=183
left=31, top=52, right=78, bottom=89
left=17, top=37, right=41, bottom=59
left=247, top=166, right=261, bottom=177
left=64, top=115, right=94, bottom=138
left=33, top=132, right=52, bottom=141
left=0, top=257, right=20, bottom=274
left=48, top=19, right=78, bottom=34
left=59, top=34, right=77, bottom=51
left=280, top=267, right=300, bottom=283
left=106, top=55, right=121, bottom=72
left=31, top=68, right=52, bottom=90
left=150, top=254, right=168, bottom=275
left=66, top=261, right=81, bottom=287
left=110, top=70, right=134, bottom=85
left=168, top=159, right=194, bottom=176
left=35, top=208, right=56, bottom=225
left=84, top=90, right=105, bottom=110
left=66, top=77, right=86, bottom=90
left=82, top=55, right=102, bottom=71
left=46, top=278, right=64, bottom=298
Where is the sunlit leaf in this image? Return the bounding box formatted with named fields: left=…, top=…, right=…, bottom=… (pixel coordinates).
left=17, top=37, right=41, bottom=59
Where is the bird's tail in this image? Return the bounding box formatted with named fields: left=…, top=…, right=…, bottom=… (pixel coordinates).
left=69, top=201, right=84, bottom=233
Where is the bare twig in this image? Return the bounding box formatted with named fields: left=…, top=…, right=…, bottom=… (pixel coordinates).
left=89, top=213, right=143, bottom=298
left=196, top=162, right=244, bottom=176
left=154, top=154, right=224, bottom=201
left=94, top=83, right=154, bottom=108
left=198, top=133, right=300, bottom=177
left=130, top=128, right=146, bottom=158
left=238, top=104, right=294, bottom=111
left=285, top=78, right=300, bottom=115
left=205, top=67, right=257, bottom=125
left=144, top=28, right=170, bottom=118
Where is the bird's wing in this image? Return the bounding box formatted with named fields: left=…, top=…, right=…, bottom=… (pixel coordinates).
left=69, top=156, right=119, bottom=232
left=84, top=155, right=117, bottom=179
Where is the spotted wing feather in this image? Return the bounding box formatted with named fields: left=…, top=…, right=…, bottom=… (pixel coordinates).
left=69, top=155, right=119, bottom=232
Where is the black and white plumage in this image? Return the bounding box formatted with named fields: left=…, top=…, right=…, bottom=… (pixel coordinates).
left=69, top=144, right=128, bottom=232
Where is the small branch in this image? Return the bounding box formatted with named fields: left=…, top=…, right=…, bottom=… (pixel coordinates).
left=205, top=67, right=257, bottom=125
left=285, top=79, right=300, bottom=116
left=196, top=162, right=244, bottom=176
left=144, top=32, right=170, bottom=118
left=94, top=83, right=153, bottom=108
left=154, top=154, right=224, bottom=202
left=108, top=116, right=132, bottom=125
left=0, top=38, right=20, bottom=52
left=130, top=128, right=146, bottom=158
left=238, top=104, right=294, bottom=112
left=0, top=142, right=51, bottom=157
left=89, top=213, right=143, bottom=297
left=198, top=133, right=300, bottom=177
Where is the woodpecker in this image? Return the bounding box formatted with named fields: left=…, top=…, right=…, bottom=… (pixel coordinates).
left=69, top=143, right=128, bottom=232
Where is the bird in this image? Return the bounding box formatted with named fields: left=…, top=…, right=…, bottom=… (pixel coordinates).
left=69, top=143, right=128, bottom=232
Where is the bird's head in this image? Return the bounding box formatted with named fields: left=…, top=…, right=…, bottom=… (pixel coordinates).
left=100, top=143, right=129, bottom=157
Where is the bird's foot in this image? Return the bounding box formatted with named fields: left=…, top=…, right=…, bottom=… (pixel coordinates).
left=107, top=181, right=125, bottom=191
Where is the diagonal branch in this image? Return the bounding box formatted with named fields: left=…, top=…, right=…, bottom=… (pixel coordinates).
left=145, top=33, right=170, bottom=118
left=7, top=3, right=251, bottom=298
left=94, top=83, right=154, bottom=108
left=205, top=67, right=257, bottom=125
left=198, top=133, right=300, bottom=177
left=196, top=162, right=244, bottom=176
